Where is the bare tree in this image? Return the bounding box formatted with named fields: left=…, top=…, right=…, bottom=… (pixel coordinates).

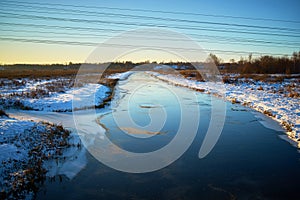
left=248, top=53, right=253, bottom=63
left=209, top=53, right=222, bottom=66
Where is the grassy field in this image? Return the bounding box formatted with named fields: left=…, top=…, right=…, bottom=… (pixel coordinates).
left=0, top=64, right=79, bottom=78
left=0, top=63, right=133, bottom=79
left=1, top=63, right=299, bottom=85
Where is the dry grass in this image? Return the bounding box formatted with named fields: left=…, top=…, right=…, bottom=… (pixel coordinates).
left=230, top=98, right=240, bottom=104
left=1, top=78, right=74, bottom=100
left=177, top=70, right=204, bottom=81
left=237, top=74, right=300, bottom=83
left=222, top=75, right=234, bottom=83
left=0, top=68, right=79, bottom=79
left=0, top=122, right=72, bottom=199
left=257, top=86, right=264, bottom=90
left=0, top=66, right=125, bottom=111
left=282, top=121, right=293, bottom=132
left=263, top=110, right=275, bottom=117
left=0, top=109, right=8, bottom=117
left=0, top=64, right=131, bottom=79
left=96, top=78, right=119, bottom=109
left=288, top=92, right=300, bottom=98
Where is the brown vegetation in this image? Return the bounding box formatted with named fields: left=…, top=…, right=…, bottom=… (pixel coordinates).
left=0, top=64, right=80, bottom=79
left=96, top=78, right=119, bottom=109
left=263, top=110, right=275, bottom=117
left=0, top=109, right=8, bottom=117
left=1, top=51, right=299, bottom=79
left=219, top=51, right=300, bottom=74
left=0, top=122, right=72, bottom=199
left=0, top=62, right=135, bottom=79
left=282, top=121, right=293, bottom=132
left=177, top=69, right=204, bottom=81
left=257, top=86, right=263, bottom=90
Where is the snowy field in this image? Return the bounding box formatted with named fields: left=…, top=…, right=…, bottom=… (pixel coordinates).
left=24, top=83, right=109, bottom=111
left=0, top=78, right=110, bottom=112
left=149, top=71, right=300, bottom=147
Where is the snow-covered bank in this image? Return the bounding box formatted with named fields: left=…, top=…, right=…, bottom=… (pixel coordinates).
left=24, top=83, right=110, bottom=111
left=149, top=72, right=300, bottom=147
left=0, top=113, right=81, bottom=199
left=1, top=83, right=110, bottom=112
left=107, top=71, right=134, bottom=80
left=6, top=109, right=113, bottom=181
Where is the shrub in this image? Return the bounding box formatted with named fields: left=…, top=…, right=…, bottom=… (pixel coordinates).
left=0, top=109, right=8, bottom=117
left=282, top=121, right=293, bottom=132
left=231, top=98, right=240, bottom=104
left=263, top=110, right=274, bottom=117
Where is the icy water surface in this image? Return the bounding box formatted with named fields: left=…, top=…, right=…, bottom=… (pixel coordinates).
left=11, top=72, right=300, bottom=199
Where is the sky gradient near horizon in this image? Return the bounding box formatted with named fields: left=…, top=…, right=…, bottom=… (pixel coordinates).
left=0, top=0, right=299, bottom=64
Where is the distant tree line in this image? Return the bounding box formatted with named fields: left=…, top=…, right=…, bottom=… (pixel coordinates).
left=1, top=52, right=299, bottom=75
left=214, top=51, right=300, bottom=74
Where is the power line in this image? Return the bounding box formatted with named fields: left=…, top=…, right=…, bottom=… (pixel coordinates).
left=5, top=23, right=300, bottom=45
left=0, top=22, right=125, bottom=33
left=5, top=13, right=292, bottom=38
left=3, top=0, right=300, bottom=24
left=0, top=32, right=299, bottom=49
left=2, top=1, right=299, bottom=45
left=1, top=2, right=300, bottom=33
left=1, top=22, right=300, bottom=47
left=0, top=22, right=300, bottom=46
left=0, top=36, right=294, bottom=56
left=0, top=0, right=298, bottom=58
left=2, top=12, right=300, bottom=38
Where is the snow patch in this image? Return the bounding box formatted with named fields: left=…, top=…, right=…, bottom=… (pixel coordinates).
left=107, top=71, right=134, bottom=80
left=21, top=84, right=110, bottom=112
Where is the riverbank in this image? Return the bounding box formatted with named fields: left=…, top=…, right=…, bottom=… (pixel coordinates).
left=149, top=71, right=300, bottom=148
left=0, top=74, right=126, bottom=199
left=0, top=78, right=111, bottom=112
left=0, top=110, right=80, bottom=199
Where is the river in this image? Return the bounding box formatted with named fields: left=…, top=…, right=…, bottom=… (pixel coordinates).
left=9, top=72, right=300, bottom=199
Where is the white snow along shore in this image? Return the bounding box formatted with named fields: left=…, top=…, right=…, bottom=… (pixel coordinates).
left=0, top=114, right=82, bottom=199
left=149, top=72, right=300, bottom=147
left=2, top=83, right=110, bottom=112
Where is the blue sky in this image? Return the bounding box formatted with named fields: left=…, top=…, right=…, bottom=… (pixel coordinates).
left=0, top=0, right=299, bottom=63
